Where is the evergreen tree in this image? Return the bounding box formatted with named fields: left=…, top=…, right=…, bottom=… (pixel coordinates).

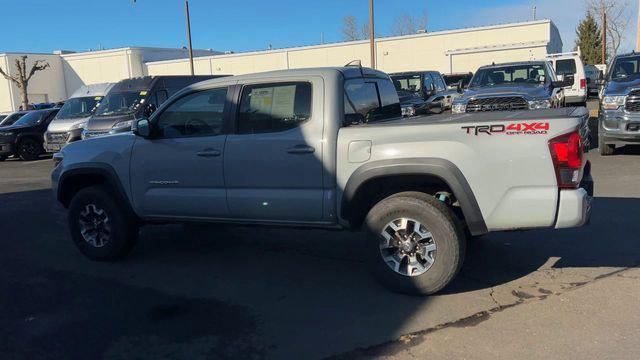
left=574, top=11, right=604, bottom=64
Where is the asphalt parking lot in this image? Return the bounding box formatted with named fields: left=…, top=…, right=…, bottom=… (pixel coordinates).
left=1, top=144, right=639, bottom=359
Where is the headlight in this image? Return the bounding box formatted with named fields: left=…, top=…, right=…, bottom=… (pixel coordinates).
left=111, top=120, right=133, bottom=129
left=528, top=99, right=551, bottom=110
left=70, top=121, right=88, bottom=130
left=0, top=132, right=14, bottom=137
left=401, top=106, right=416, bottom=117
left=52, top=153, right=63, bottom=167
left=452, top=104, right=466, bottom=114
left=602, top=96, right=625, bottom=110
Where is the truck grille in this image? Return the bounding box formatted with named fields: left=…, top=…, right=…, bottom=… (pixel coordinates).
left=625, top=90, right=640, bottom=112
left=46, top=132, right=70, bottom=144
left=466, top=97, right=528, bottom=112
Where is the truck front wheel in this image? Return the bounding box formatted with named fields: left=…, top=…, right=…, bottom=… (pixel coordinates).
left=68, top=185, right=138, bottom=261
left=364, top=194, right=466, bottom=295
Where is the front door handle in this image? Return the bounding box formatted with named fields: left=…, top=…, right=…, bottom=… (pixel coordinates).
left=196, top=148, right=221, bottom=158
left=286, top=145, right=315, bottom=155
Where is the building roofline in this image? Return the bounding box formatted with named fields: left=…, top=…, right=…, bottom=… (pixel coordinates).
left=146, top=19, right=553, bottom=66
left=60, top=46, right=216, bottom=58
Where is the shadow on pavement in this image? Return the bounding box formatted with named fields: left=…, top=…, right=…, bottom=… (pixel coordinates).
left=1, top=189, right=639, bottom=359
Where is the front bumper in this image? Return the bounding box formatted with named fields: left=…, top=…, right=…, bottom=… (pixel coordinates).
left=599, top=108, right=640, bottom=145
left=44, top=128, right=83, bottom=152
left=0, top=142, right=15, bottom=156
left=555, top=164, right=593, bottom=229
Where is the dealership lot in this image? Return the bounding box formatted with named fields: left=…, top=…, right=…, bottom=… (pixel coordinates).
left=1, top=145, right=639, bottom=359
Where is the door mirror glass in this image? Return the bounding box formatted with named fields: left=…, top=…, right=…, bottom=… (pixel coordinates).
left=133, top=118, right=151, bottom=138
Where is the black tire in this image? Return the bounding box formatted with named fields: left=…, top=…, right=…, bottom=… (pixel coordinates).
left=68, top=185, right=138, bottom=261
left=17, top=138, right=42, bottom=161
left=364, top=193, right=466, bottom=295
left=0, top=156, right=6, bottom=162
left=598, top=134, right=615, bottom=156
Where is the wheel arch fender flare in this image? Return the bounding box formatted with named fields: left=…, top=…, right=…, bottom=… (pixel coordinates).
left=340, top=158, right=488, bottom=235
left=57, top=163, right=136, bottom=217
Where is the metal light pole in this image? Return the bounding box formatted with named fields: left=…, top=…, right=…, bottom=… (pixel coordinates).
left=636, top=0, right=640, bottom=51
left=184, top=0, right=195, bottom=75
left=369, top=0, right=376, bottom=69
left=603, top=11, right=607, bottom=63
left=132, top=0, right=195, bottom=75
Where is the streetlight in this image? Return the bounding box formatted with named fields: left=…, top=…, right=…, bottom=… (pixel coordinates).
left=369, top=0, right=376, bottom=69
left=132, top=0, right=195, bottom=75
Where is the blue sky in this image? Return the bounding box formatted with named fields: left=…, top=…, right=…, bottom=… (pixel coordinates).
left=3, top=0, right=637, bottom=54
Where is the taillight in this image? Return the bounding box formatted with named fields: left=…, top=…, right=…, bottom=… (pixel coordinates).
left=580, top=79, right=586, bottom=89
left=548, top=131, right=583, bottom=189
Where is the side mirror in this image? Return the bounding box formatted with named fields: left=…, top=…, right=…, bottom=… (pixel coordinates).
left=132, top=118, right=152, bottom=138
left=143, top=103, right=157, bottom=118
left=553, top=75, right=574, bottom=88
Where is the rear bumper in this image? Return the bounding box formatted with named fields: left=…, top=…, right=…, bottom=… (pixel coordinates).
left=565, top=94, right=587, bottom=104
left=555, top=166, right=593, bottom=229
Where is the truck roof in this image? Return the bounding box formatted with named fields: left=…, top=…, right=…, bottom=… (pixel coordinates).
left=191, top=67, right=390, bottom=88
left=389, top=71, right=439, bottom=76
left=111, top=75, right=222, bottom=92
left=68, top=83, right=114, bottom=99
left=478, top=61, right=547, bottom=70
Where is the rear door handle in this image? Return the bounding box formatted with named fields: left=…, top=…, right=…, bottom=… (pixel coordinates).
left=286, top=145, right=315, bottom=154
left=196, top=148, right=221, bottom=158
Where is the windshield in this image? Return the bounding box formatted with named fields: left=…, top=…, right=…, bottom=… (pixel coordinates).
left=0, top=113, right=25, bottom=126
left=391, top=75, right=422, bottom=94
left=470, top=64, right=547, bottom=87
left=610, top=56, right=640, bottom=81
left=94, top=91, right=147, bottom=117
left=13, top=111, right=46, bottom=127
left=55, top=96, right=102, bottom=120
left=444, top=74, right=472, bottom=87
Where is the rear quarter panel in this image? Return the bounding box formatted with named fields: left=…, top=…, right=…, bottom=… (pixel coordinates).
left=337, top=109, right=586, bottom=230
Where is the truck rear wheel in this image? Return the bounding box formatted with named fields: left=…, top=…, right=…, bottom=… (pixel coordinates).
left=364, top=194, right=466, bottom=295
left=68, top=185, right=138, bottom=261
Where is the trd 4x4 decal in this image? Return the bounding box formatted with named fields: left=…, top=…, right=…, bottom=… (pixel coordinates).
left=461, top=122, right=550, bottom=136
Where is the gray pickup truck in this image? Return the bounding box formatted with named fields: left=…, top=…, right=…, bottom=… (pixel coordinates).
left=52, top=67, right=593, bottom=295
left=452, top=61, right=572, bottom=113
left=597, top=52, right=640, bottom=155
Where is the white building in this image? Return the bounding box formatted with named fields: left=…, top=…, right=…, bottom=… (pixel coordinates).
left=0, top=47, right=218, bottom=112
left=1, top=20, right=562, bottom=112
left=147, top=20, right=563, bottom=76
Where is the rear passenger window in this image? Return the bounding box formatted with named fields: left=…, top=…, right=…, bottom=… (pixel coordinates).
left=156, top=87, right=227, bottom=138
left=432, top=74, right=447, bottom=91
left=556, top=59, right=577, bottom=75
left=237, top=82, right=312, bottom=134
left=344, top=79, right=401, bottom=123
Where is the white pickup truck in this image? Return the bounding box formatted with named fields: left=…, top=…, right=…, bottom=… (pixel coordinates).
left=52, top=67, right=593, bottom=295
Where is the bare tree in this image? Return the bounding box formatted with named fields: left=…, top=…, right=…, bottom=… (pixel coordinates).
left=342, top=15, right=361, bottom=41
left=362, top=23, right=370, bottom=40
left=587, top=0, right=630, bottom=57
left=0, top=56, right=50, bottom=110
left=391, top=10, right=428, bottom=36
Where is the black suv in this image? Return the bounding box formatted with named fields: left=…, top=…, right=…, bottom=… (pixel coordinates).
left=0, top=108, right=59, bottom=161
